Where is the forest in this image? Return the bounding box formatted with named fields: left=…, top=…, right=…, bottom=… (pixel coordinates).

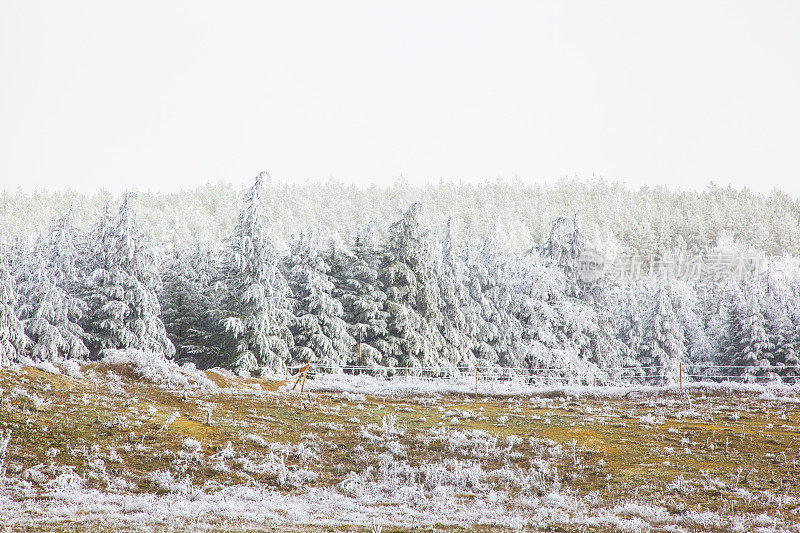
left=1, top=173, right=799, bottom=383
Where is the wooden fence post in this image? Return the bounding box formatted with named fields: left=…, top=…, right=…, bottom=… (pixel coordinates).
left=300, top=364, right=309, bottom=393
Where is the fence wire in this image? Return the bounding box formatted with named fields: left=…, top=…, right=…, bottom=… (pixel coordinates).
left=284, top=362, right=800, bottom=385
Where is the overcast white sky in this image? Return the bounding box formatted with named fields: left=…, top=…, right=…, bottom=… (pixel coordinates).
left=1, top=1, right=799, bottom=195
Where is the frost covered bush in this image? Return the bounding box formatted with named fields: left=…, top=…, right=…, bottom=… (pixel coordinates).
left=101, top=349, right=217, bottom=390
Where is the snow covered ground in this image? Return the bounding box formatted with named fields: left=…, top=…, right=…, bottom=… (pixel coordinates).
left=1, top=354, right=799, bottom=532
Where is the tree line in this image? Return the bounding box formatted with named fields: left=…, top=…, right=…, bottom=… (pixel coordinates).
left=1, top=173, right=798, bottom=383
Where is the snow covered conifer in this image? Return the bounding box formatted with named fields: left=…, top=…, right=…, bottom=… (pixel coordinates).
left=0, top=255, right=27, bottom=366
left=287, top=232, right=355, bottom=370
left=758, top=274, right=799, bottom=382
left=645, top=280, right=687, bottom=385
left=436, top=218, right=477, bottom=370
left=477, top=226, right=522, bottom=369
left=512, top=248, right=571, bottom=373
left=82, top=194, right=174, bottom=358
left=333, top=231, right=391, bottom=369
left=12, top=209, right=90, bottom=361
left=542, top=213, right=586, bottom=299
left=219, top=172, right=293, bottom=373
left=381, top=203, right=446, bottom=372
left=463, top=233, right=500, bottom=370
left=15, top=244, right=88, bottom=362
left=725, top=281, right=775, bottom=382
left=780, top=288, right=800, bottom=381
left=46, top=207, right=82, bottom=290
left=615, top=283, right=650, bottom=381
left=774, top=274, right=800, bottom=381
left=160, top=236, right=225, bottom=366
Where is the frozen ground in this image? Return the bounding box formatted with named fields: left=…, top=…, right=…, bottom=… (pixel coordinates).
left=1, top=353, right=799, bottom=532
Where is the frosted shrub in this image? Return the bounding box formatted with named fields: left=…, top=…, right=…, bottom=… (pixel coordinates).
left=182, top=437, right=202, bottom=454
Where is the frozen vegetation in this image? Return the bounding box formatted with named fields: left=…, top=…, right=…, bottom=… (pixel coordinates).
left=0, top=356, right=798, bottom=531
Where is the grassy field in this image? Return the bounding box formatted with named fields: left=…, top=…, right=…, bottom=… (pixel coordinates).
left=1, top=358, right=799, bottom=532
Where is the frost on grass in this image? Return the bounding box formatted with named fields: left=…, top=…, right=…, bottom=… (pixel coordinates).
left=1, top=362, right=800, bottom=532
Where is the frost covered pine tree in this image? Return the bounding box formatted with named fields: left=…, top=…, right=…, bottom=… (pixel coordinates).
left=780, top=282, right=800, bottom=380
left=725, top=282, right=775, bottom=382
left=760, top=275, right=799, bottom=382
left=219, top=172, right=293, bottom=374
left=436, top=218, right=477, bottom=371
left=81, top=194, right=174, bottom=358
left=160, top=236, right=226, bottom=366
left=160, top=240, right=198, bottom=359
left=463, top=232, right=501, bottom=370
left=12, top=208, right=89, bottom=362
left=615, top=283, right=649, bottom=382
left=15, top=241, right=88, bottom=362
left=380, top=203, right=446, bottom=372
left=645, top=280, right=687, bottom=385
left=477, top=226, right=522, bottom=370
left=332, top=231, right=392, bottom=370
left=0, top=255, right=27, bottom=366
left=46, top=207, right=83, bottom=291
left=286, top=232, right=355, bottom=370
left=512, top=248, right=571, bottom=374
left=512, top=245, right=614, bottom=383
left=542, top=213, right=586, bottom=299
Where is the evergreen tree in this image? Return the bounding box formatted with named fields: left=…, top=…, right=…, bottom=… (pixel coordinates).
left=780, top=281, right=800, bottom=381
left=46, top=207, right=82, bottom=291
left=542, top=213, right=585, bottom=299
left=81, top=194, right=174, bottom=358
left=16, top=245, right=88, bottom=361
left=760, top=274, right=799, bottom=382
left=0, top=255, right=27, bottom=366
left=333, top=232, right=391, bottom=370
left=437, top=218, right=477, bottom=371
left=725, top=282, right=775, bottom=382
left=380, top=203, right=446, bottom=372
left=13, top=209, right=89, bottom=361
left=615, top=284, right=648, bottom=382
left=513, top=249, right=571, bottom=376
left=219, top=173, right=293, bottom=373
left=287, top=232, right=355, bottom=370
left=160, top=240, right=195, bottom=358
left=160, top=236, right=225, bottom=366
left=479, top=226, right=522, bottom=369
left=642, top=280, right=687, bottom=384
left=463, top=233, right=501, bottom=370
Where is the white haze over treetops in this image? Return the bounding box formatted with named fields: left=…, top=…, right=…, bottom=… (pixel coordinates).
left=1, top=1, right=799, bottom=196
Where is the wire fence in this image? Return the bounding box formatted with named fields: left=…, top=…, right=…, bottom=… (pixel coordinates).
left=284, top=362, right=800, bottom=386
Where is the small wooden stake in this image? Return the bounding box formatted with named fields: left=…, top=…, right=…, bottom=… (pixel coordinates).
left=300, top=364, right=309, bottom=393
left=291, top=363, right=310, bottom=391
left=475, top=366, right=478, bottom=401
left=679, top=361, right=683, bottom=392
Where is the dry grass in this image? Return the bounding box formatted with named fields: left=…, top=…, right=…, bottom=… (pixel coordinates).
left=1, top=363, right=799, bottom=532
